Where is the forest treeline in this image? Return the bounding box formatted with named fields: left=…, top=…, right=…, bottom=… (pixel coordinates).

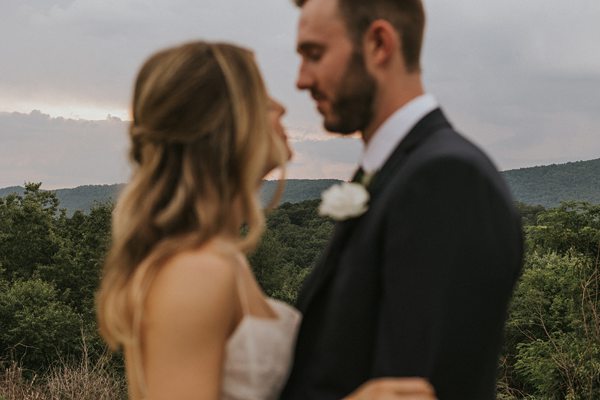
left=3, top=157, right=600, bottom=214
left=0, top=183, right=599, bottom=399
left=0, top=180, right=342, bottom=216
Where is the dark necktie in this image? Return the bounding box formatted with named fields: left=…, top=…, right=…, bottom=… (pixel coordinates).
left=351, top=167, right=365, bottom=184
left=351, top=166, right=375, bottom=187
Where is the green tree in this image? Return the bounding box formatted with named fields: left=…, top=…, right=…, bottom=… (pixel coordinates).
left=39, top=203, right=112, bottom=318
left=0, top=183, right=62, bottom=280
left=506, top=252, right=600, bottom=399
left=0, top=187, right=113, bottom=374
left=0, top=279, right=82, bottom=372
left=527, top=202, right=600, bottom=257
left=499, top=203, right=600, bottom=399
left=251, top=200, right=332, bottom=304
left=515, top=202, right=546, bottom=227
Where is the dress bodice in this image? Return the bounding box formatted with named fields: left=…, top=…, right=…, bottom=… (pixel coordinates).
left=221, top=298, right=302, bottom=400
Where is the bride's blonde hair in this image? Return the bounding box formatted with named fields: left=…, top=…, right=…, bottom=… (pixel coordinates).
left=96, top=41, right=286, bottom=390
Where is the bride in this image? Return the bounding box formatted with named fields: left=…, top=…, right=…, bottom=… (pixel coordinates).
left=96, top=41, right=436, bottom=400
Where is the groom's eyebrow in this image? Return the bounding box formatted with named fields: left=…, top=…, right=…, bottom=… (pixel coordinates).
left=296, top=42, right=325, bottom=55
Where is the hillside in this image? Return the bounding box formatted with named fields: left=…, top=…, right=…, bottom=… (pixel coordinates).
left=2, top=158, right=599, bottom=212
left=260, top=179, right=340, bottom=205
left=0, top=186, right=25, bottom=198
left=0, top=180, right=341, bottom=214
left=502, top=158, right=600, bottom=207
left=0, top=184, right=124, bottom=213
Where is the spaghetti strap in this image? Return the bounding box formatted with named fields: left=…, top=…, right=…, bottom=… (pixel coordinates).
left=233, top=254, right=251, bottom=316
left=212, top=238, right=252, bottom=316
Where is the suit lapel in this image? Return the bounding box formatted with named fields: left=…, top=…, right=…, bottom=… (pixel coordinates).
left=296, top=108, right=452, bottom=313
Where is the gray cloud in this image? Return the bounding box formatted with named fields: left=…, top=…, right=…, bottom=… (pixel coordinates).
left=0, top=0, right=598, bottom=186
left=0, top=111, right=130, bottom=188
left=423, top=0, right=600, bottom=169
left=286, top=137, right=362, bottom=180
left=0, top=111, right=361, bottom=188
left=0, top=0, right=302, bottom=115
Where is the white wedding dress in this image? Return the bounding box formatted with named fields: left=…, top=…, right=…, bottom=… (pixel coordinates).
left=221, top=275, right=302, bottom=399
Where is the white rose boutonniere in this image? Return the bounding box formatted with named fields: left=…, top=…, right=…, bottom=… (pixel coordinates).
left=318, top=182, right=370, bottom=221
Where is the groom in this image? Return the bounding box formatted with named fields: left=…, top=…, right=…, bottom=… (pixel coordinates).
left=281, top=0, right=523, bottom=399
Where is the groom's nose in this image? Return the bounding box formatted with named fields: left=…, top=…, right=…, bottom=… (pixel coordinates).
left=296, top=62, right=314, bottom=91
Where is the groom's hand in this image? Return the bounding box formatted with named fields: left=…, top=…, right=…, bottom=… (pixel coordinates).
left=343, top=377, right=437, bottom=400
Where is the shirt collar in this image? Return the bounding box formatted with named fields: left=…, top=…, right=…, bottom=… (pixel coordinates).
left=361, top=94, right=438, bottom=173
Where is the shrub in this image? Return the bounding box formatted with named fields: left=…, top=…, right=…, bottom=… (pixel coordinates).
left=0, top=279, right=81, bottom=372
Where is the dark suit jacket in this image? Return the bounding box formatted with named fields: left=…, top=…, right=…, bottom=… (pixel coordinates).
left=280, top=109, right=523, bottom=400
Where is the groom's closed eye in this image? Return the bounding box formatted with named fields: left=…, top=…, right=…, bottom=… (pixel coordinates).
left=297, top=43, right=325, bottom=62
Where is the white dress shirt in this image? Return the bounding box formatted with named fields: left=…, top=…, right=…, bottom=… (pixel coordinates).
left=360, top=94, right=438, bottom=174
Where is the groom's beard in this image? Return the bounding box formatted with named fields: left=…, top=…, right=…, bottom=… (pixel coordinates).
left=321, top=51, right=377, bottom=135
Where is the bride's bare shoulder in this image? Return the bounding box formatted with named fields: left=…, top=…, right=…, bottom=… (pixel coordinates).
left=145, top=239, right=241, bottom=326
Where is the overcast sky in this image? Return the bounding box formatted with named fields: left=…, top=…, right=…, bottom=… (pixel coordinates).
left=1, top=0, right=599, bottom=189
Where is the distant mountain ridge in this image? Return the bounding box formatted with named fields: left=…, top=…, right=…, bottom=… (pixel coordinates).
left=502, top=158, right=600, bottom=207
left=0, top=180, right=341, bottom=214
left=2, top=158, right=599, bottom=212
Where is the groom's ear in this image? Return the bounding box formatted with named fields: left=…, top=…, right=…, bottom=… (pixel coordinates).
left=363, top=19, right=402, bottom=69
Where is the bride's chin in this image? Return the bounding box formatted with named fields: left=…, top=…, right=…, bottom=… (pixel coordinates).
left=260, top=166, right=277, bottom=185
